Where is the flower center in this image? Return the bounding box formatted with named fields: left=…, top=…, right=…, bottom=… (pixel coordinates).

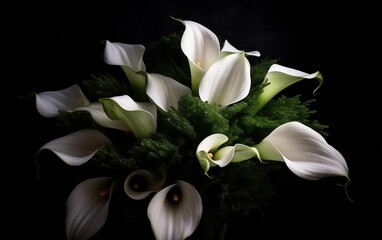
left=99, top=189, right=110, bottom=197
left=208, top=152, right=214, bottom=159
left=166, top=185, right=182, bottom=205
left=129, top=175, right=149, bottom=192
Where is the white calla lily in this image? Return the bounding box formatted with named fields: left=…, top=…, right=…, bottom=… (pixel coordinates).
left=104, top=40, right=147, bottom=100
left=124, top=169, right=165, bottom=200
left=75, top=102, right=130, bottom=132
left=196, top=133, right=260, bottom=176
left=147, top=180, right=203, bottom=240
left=254, top=64, right=324, bottom=114
left=38, top=129, right=112, bottom=166
left=175, top=18, right=220, bottom=94
left=35, top=84, right=89, bottom=117
left=199, top=52, right=251, bottom=106
left=66, top=177, right=114, bottom=240
left=99, top=95, right=157, bottom=139
left=255, top=121, right=350, bottom=181
left=146, top=73, right=191, bottom=112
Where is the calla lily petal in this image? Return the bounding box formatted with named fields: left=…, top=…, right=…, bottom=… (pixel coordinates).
left=35, top=84, right=90, bottom=118
left=147, top=180, right=203, bottom=240
left=75, top=102, right=130, bottom=132
left=196, top=133, right=229, bottom=174
left=104, top=40, right=146, bottom=72
left=104, top=40, right=147, bottom=100
left=66, top=177, right=114, bottom=240
left=255, top=121, right=349, bottom=181
left=146, top=73, right=191, bottom=112
left=38, top=129, right=112, bottom=166
left=124, top=169, right=165, bottom=200
left=175, top=18, right=220, bottom=94
left=99, top=95, right=157, bottom=139
left=199, top=52, right=251, bottom=106
left=254, top=64, right=324, bottom=114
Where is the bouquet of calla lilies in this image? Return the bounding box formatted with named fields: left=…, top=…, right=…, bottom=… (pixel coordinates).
left=33, top=17, right=351, bottom=240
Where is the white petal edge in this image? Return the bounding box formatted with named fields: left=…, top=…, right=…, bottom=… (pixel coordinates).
left=146, top=73, right=191, bottom=112
left=147, top=180, right=203, bottom=240
left=35, top=84, right=90, bottom=118
left=66, top=177, right=114, bottom=240
left=38, top=129, right=112, bottom=166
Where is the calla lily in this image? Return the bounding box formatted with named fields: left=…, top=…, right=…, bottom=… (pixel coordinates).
left=146, top=73, right=191, bottom=112
left=99, top=95, right=157, bottom=139
left=255, top=121, right=350, bottom=181
left=196, top=133, right=260, bottom=176
left=35, top=84, right=89, bottom=117
left=198, top=52, right=251, bottom=107
left=66, top=177, right=115, bottom=240
left=175, top=18, right=220, bottom=94
left=253, top=64, right=324, bottom=114
left=124, top=169, right=165, bottom=200
left=147, top=180, right=203, bottom=240
left=74, top=102, right=130, bottom=132
left=38, top=128, right=112, bottom=166
left=103, top=40, right=147, bottom=100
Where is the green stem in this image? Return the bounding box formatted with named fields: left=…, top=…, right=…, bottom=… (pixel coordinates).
left=219, top=222, right=228, bottom=240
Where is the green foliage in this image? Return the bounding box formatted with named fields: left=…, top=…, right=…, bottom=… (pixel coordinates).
left=144, top=32, right=190, bottom=85
left=82, top=73, right=130, bottom=101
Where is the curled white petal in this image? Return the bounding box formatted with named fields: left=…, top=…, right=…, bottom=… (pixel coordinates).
left=38, top=129, right=112, bottom=166
left=124, top=169, right=165, bottom=200
left=104, top=40, right=146, bottom=72
left=199, top=53, right=251, bottom=106
left=100, top=95, right=157, bottom=139
left=66, top=177, right=114, bottom=240
left=146, top=73, right=191, bottom=112
left=75, top=102, right=130, bottom=132
left=147, top=180, right=203, bottom=240
left=35, top=84, right=89, bottom=118
left=254, top=64, right=323, bottom=114
left=255, top=121, right=349, bottom=180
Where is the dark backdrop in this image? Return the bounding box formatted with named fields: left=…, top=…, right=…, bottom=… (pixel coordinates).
left=3, top=0, right=381, bottom=239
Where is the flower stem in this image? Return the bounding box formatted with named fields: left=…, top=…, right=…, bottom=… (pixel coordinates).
left=219, top=222, right=228, bottom=240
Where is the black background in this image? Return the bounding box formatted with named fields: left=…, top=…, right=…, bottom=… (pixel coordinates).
left=2, top=0, right=381, bottom=239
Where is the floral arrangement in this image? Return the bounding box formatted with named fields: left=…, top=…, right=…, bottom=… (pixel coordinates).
left=33, top=17, right=351, bottom=240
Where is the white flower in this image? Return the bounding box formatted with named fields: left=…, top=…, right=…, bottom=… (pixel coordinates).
left=147, top=180, right=203, bottom=240
left=255, top=121, right=350, bottom=181
left=175, top=18, right=221, bottom=94
left=254, top=64, right=323, bottom=113
left=196, top=133, right=260, bottom=176
left=124, top=169, right=165, bottom=200
left=35, top=84, right=89, bottom=117
left=38, top=129, right=112, bottom=166
left=176, top=18, right=260, bottom=106
left=65, top=177, right=115, bottom=240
